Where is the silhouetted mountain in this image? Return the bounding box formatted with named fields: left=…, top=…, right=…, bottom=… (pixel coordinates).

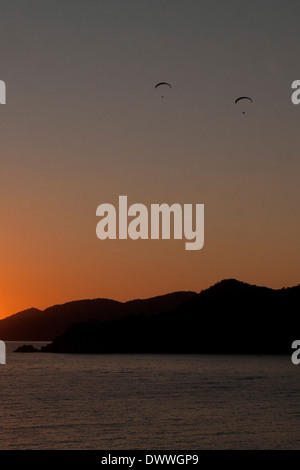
left=0, top=291, right=196, bottom=340
left=40, top=279, right=300, bottom=355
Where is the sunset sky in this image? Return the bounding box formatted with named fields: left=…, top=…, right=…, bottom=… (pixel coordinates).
left=1, top=0, right=300, bottom=317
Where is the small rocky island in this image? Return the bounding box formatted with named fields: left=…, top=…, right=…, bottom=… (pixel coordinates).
left=14, top=344, right=40, bottom=353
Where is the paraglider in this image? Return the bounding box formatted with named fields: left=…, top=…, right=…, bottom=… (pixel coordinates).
left=235, top=96, right=253, bottom=114
left=155, top=82, right=172, bottom=98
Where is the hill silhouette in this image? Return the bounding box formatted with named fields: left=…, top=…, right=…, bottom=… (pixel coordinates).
left=37, top=279, right=300, bottom=354
left=0, top=291, right=196, bottom=340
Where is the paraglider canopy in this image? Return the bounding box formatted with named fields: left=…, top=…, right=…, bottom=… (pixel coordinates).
left=235, top=96, right=253, bottom=114
left=234, top=96, right=253, bottom=104
left=155, top=82, right=172, bottom=98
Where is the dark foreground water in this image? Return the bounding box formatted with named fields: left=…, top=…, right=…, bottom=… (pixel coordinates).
left=0, top=342, right=299, bottom=449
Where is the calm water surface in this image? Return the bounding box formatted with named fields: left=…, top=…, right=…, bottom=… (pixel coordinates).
left=0, top=342, right=299, bottom=449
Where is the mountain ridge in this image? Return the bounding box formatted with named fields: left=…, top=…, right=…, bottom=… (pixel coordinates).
left=3, top=278, right=300, bottom=353
left=0, top=290, right=197, bottom=340
left=39, top=277, right=300, bottom=354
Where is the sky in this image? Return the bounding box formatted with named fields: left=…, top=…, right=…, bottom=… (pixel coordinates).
left=0, top=0, right=300, bottom=317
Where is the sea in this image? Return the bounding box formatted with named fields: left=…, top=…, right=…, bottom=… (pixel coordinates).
left=0, top=342, right=299, bottom=450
